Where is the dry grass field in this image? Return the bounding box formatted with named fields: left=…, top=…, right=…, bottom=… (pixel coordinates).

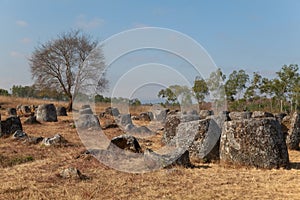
left=0, top=96, right=300, bottom=199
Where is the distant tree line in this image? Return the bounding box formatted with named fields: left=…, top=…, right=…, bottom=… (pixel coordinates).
left=158, top=64, right=300, bottom=113
left=9, top=85, right=68, bottom=100
left=1, top=64, right=299, bottom=113
left=95, top=94, right=141, bottom=106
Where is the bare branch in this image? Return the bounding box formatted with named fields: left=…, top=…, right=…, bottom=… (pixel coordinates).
left=29, top=29, right=107, bottom=111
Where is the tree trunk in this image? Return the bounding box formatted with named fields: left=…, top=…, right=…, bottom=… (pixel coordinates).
left=270, top=99, right=273, bottom=113
left=67, top=97, right=73, bottom=112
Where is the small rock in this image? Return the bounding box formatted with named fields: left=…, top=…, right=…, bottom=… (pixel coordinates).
left=25, top=136, right=44, bottom=145
left=12, top=130, right=27, bottom=140
left=42, top=134, right=67, bottom=146
left=59, top=167, right=87, bottom=179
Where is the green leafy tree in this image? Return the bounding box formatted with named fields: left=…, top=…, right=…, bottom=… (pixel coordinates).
left=0, top=88, right=10, bottom=96
left=225, top=69, right=249, bottom=101
left=291, top=77, right=300, bottom=111
left=129, top=98, right=142, bottom=106
left=274, top=64, right=299, bottom=112
left=192, top=76, right=209, bottom=106
left=158, top=88, right=178, bottom=105
left=169, top=85, right=193, bottom=105
left=11, top=85, right=37, bottom=98
left=206, top=68, right=227, bottom=112
left=244, top=72, right=262, bottom=100
left=158, top=85, right=193, bottom=106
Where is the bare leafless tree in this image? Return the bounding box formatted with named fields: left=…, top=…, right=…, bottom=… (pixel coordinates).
left=29, top=30, right=107, bottom=111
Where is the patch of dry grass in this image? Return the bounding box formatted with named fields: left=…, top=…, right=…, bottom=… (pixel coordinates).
left=0, top=96, right=300, bottom=199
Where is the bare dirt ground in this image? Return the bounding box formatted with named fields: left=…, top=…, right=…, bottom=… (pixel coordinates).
left=1, top=96, right=300, bottom=200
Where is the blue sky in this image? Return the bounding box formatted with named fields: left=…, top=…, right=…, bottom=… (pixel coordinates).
left=1, top=0, right=300, bottom=97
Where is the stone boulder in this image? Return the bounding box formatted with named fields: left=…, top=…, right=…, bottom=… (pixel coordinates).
left=286, top=112, right=300, bottom=150
left=105, top=107, right=120, bottom=117
left=175, top=118, right=221, bottom=161
left=124, top=123, right=135, bottom=131
left=1, top=116, right=23, bottom=137
left=144, top=148, right=192, bottom=169
left=187, top=110, right=198, bottom=116
left=36, top=104, right=57, bottom=122
left=79, top=107, right=93, bottom=115
left=252, top=111, right=274, bottom=118
left=76, top=114, right=101, bottom=129
left=17, top=105, right=31, bottom=116
left=220, top=118, right=289, bottom=169
left=152, top=107, right=169, bottom=122
left=162, top=115, right=181, bottom=144
left=42, top=134, right=67, bottom=146
left=102, top=118, right=118, bottom=129
left=229, top=111, right=252, bottom=120
left=117, top=114, right=133, bottom=128
left=274, top=113, right=287, bottom=123
left=25, top=136, right=44, bottom=145
left=281, top=116, right=291, bottom=136
left=162, top=114, right=200, bottom=145
left=56, top=106, right=67, bottom=116
left=108, top=134, right=142, bottom=153
left=131, top=115, right=140, bottom=120
left=199, top=110, right=213, bottom=119
left=139, top=112, right=151, bottom=121
left=24, top=116, right=40, bottom=125
left=167, top=110, right=180, bottom=116
left=81, top=105, right=91, bottom=109
left=7, top=108, right=17, bottom=116
left=219, top=111, right=231, bottom=122
left=128, top=126, right=155, bottom=137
